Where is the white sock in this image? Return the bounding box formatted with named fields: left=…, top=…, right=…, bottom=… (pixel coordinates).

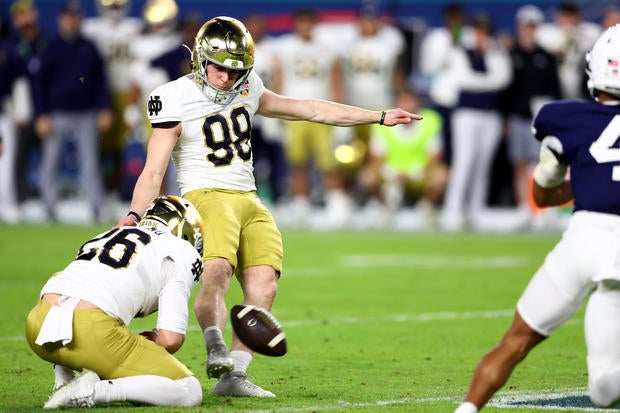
left=230, top=350, right=252, bottom=373
left=454, top=401, right=478, bottom=413
left=94, top=375, right=202, bottom=406
left=53, top=364, right=75, bottom=388
left=203, top=326, right=226, bottom=349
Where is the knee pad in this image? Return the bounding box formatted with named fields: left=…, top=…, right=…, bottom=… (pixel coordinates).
left=178, top=376, right=202, bottom=406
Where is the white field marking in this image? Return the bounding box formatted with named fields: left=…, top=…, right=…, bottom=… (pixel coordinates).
left=339, top=254, right=531, bottom=269
left=282, top=254, right=531, bottom=277
left=0, top=311, right=584, bottom=342
left=488, top=388, right=618, bottom=412
left=244, top=395, right=454, bottom=413
left=184, top=309, right=586, bottom=331
left=0, top=336, right=25, bottom=342
left=244, top=388, right=613, bottom=413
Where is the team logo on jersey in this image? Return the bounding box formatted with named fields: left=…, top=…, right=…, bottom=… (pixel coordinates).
left=239, top=80, right=250, bottom=98
left=191, top=258, right=203, bottom=282
left=148, top=96, right=163, bottom=116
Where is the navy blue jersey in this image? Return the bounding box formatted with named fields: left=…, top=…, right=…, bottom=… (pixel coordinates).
left=533, top=99, right=620, bottom=215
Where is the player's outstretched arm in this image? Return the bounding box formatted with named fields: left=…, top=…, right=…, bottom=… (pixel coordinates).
left=257, top=89, right=422, bottom=127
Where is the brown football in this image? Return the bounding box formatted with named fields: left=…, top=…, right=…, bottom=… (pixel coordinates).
left=230, top=304, right=287, bottom=357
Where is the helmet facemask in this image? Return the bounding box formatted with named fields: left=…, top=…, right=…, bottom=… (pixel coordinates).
left=191, top=16, right=254, bottom=105
left=139, top=196, right=204, bottom=256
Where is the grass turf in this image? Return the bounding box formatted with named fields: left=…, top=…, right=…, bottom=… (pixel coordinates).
left=0, top=224, right=598, bottom=412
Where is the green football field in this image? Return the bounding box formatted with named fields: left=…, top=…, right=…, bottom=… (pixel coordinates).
left=0, top=224, right=610, bottom=412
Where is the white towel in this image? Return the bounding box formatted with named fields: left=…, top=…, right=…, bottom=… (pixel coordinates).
left=35, top=296, right=80, bottom=346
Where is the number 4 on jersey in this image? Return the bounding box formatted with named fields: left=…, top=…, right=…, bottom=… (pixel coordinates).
left=589, top=115, right=620, bottom=181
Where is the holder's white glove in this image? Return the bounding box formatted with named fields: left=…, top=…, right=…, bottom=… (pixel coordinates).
left=533, top=136, right=568, bottom=188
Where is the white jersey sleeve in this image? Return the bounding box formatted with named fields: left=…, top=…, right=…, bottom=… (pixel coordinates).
left=148, top=72, right=265, bottom=193
left=156, top=252, right=202, bottom=334
left=40, top=227, right=202, bottom=328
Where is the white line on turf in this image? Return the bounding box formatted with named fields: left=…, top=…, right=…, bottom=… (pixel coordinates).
left=339, top=254, right=531, bottom=269
left=1, top=310, right=584, bottom=341
left=243, top=388, right=615, bottom=412
left=284, top=254, right=532, bottom=277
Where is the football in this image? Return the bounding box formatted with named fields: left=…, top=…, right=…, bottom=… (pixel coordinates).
left=230, top=304, right=287, bottom=357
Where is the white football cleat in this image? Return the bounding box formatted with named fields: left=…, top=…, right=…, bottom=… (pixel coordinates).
left=44, top=369, right=99, bottom=409
left=213, top=371, right=275, bottom=397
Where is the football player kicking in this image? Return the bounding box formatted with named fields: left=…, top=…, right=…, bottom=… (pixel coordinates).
left=455, top=24, right=620, bottom=413
left=26, top=196, right=205, bottom=408
left=115, top=16, right=421, bottom=397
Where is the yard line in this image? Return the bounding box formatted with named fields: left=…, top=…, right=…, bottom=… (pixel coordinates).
left=244, top=388, right=615, bottom=413
left=284, top=254, right=531, bottom=277
left=278, top=309, right=516, bottom=328
left=1, top=310, right=584, bottom=342
left=244, top=395, right=454, bottom=413
left=489, top=388, right=620, bottom=411
left=0, top=336, right=25, bottom=342
left=339, top=254, right=531, bottom=269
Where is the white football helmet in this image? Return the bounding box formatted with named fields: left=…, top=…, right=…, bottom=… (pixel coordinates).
left=191, top=16, right=255, bottom=105
left=586, top=23, right=620, bottom=100
left=139, top=195, right=204, bottom=255
left=96, top=0, right=130, bottom=20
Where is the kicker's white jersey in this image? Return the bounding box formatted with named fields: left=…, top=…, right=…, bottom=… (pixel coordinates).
left=81, top=16, right=143, bottom=92
left=341, top=27, right=404, bottom=109
left=40, top=226, right=202, bottom=334
left=275, top=34, right=338, bottom=99
left=148, top=71, right=265, bottom=193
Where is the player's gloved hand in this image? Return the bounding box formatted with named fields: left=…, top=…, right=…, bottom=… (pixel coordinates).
left=533, top=136, right=568, bottom=188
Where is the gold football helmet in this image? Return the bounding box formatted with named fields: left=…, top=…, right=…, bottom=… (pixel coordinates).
left=96, top=0, right=130, bottom=19
left=143, top=0, right=178, bottom=30
left=139, top=195, right=204, bottom=256
left=192, top=16, right=255, bottom=104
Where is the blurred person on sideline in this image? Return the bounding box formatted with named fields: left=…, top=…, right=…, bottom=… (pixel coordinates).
left=0, top=24, right=31, bottom=223
left=115, top=16, right=421, bottom=397
left=439, top=13, right=512, bottom=231
left=125, top=0, right=181, bottom=197
left=243, top=13, right=287, bottom=207
left=34, top=0, right=112, bottom=222
left=82, top=0, right=143, bottom=195
left=338, top=4, right=407, bottom=207
left=418, top=3, right=472, bottom=167
left=9, top=0, right=48, bottom=205
left=455, top=24, right=620, bottom=413
left=536, top=1, right=601, bottom=99
left=502, top=5, right=561, bottom=227
left=359, top=89, right=446, bottom=229
left=271, top=8, right=350, bottom=228
left=26, top=195, right=204, bottom=408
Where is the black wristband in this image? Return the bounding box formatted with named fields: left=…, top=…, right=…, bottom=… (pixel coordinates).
left=379, top=110, right=386, bottom=126
left=127, top=211, right=141, bottom=222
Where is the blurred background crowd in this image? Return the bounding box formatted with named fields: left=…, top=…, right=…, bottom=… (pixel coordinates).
left=0, top=0, right=617, bottom=231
